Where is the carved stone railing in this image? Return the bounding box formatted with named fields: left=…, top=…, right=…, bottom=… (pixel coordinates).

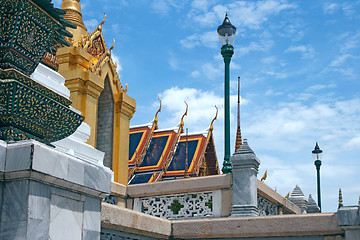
left=257, top=194, right=279, bottom=216
left=107, top=175, right=300, bottom=220
left=133, top=190, right=221, bottom=220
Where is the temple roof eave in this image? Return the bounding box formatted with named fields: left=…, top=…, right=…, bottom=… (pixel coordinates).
left=130, top=122, right=153, bottom=129
left=154, top=126, right=179, bottom=133
left=179, top=131, right=207, bottom=137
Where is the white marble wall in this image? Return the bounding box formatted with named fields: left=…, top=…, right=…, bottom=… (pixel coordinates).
left=0, top=140, right=111, bottom=240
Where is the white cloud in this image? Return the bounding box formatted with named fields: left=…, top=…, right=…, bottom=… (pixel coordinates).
left=237, top=39, right=274, bottom=56
left=111, top=24, right=120, bottom=36
left=344, top=136, right=360, bottom=149
left=323, top=2, right=360, bottom=17
left=183, top=1, right=296, bottom=52
left=246, top=98, right=360, bottom=153
left=152, top=0, right=170, bottom=15
left=264, top=70, right=288, bottom=79
left=329, top=54, right=354, bottom=67
left=228, top=1, right=296, bottom=29
left=265, top=89, right=284, bottom=96
left=190, top=70, right=201, bottom=78
left=201, top=62, right=222, bottom=80
left=340, top=32, right=360, bottom=53
left=188, top=1, right=296, bottom=29
left=319, top=32, right=360, bottom=78
left=168, top=52, right=180, bottom=71
left=180, top=31, right=218, bottom=49
left=306, top=84, right=336, bottom=92
left=151, top=0, right=186, bottom=15
left=279, top=23, right=305, bottom=41
left=323, top=3, right=339, bottom=14
left=258, top=155, right=306, bottom=192
left=261, top=56, right=277, bottom=64
left=191, top=0, right=214, bottom=12
left=341, top=2, right=357, bottom=17
left=110, top=53, right=123, bottom=75
left=285, top=45, right=315, bottom=59
left=84, top=19, right=99, bottom=30
left=157, top=86, right=247, bottom=128
left=157, top=87, right=224, bottom=129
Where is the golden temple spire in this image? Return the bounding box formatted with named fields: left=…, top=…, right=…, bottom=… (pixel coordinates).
left=235, top=76, right=242, bottom=152
left=338, top=188, right=343, bottom=209
left=61, top=0, right=88, bottom=42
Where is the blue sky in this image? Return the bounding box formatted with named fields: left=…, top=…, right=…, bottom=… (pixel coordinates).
left=54, top=0, right=360, bottom=212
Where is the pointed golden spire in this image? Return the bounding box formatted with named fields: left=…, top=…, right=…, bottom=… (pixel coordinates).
left=338, top=188, right=343, bottom=209
left=62, top=0, right=88, bottom=42
left=235, top=76, right=242, bottom=153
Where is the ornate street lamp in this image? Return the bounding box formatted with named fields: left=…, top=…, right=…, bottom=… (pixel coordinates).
left=312, top=142, right=323, bottom=212
left=218, top=14, right=236, bottom=174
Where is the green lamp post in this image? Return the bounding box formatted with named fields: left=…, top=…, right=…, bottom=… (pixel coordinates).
left=218, top=14, right=236, bottom=174
left=312, top=142, right=323, bottom=212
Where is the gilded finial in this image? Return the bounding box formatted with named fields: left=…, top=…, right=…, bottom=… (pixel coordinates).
left=261, top=170, right=267, bottom=181
left=124, top=83, right=128, bottom=93
left=285, top=192, right=290, bottom=198
left=209, top=106, right=218, bottom=131
left=100, top=13, right=107, bottom=26
left=109, top=39, right=115, bottom=52
left=338, top=188, right=343, bottom=209
left=235, top=76, right=242, bottom=152
left=154, top=97, right=162, bottom=124
left=180, top=101, right=188, bottom=127
left=95, top=13, right=107, bottom=32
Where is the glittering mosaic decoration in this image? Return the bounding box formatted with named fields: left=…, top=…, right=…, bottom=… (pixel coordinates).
left=0, top=0, right=74, bottom=76
left=0, top=70, right=84, bottom=144
left=0, top=69, right=71, bottom=106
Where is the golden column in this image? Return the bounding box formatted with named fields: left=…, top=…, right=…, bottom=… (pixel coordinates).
left=58, top=0, right=136, bottom=185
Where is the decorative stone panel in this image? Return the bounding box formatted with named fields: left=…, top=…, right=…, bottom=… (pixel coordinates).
left=135, top=191, right=217, bottom=220
left=257, top=194, right=279, bottom=216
